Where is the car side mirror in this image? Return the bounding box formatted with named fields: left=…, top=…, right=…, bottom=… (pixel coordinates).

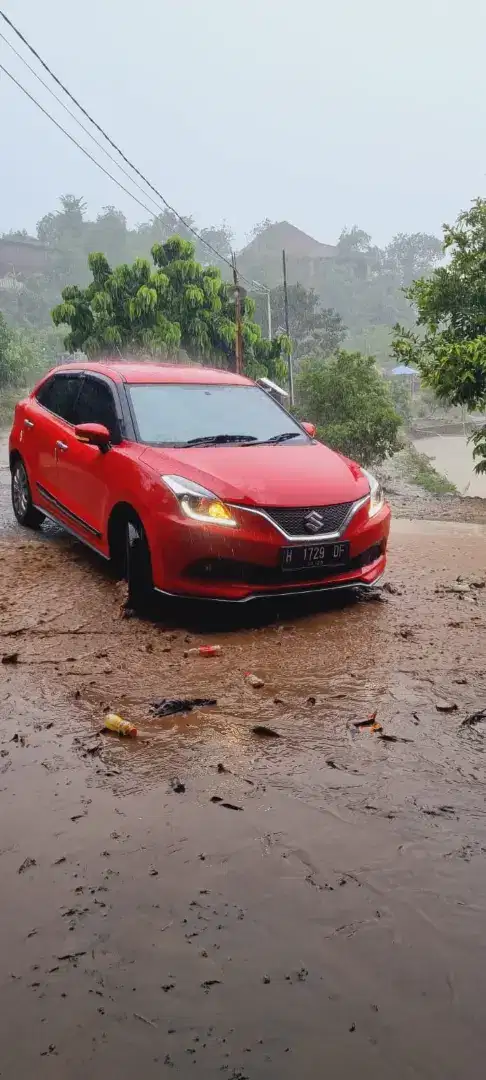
left=302, top=421, right=316, bottom=438
left=75, top=422, right=111, bottom=451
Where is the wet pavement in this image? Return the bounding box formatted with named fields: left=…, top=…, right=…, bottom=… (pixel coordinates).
left=2, top=435, right=486, bottom=1078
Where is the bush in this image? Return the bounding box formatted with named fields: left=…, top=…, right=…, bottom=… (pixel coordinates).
left=296, top=350, right=401, bottom=467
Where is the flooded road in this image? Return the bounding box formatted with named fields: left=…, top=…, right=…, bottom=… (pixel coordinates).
left=2, top=439, right=486, bottom=1078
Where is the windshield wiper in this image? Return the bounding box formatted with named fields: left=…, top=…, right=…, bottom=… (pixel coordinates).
left=183, top=433, right=258, bottom=447
left=263, top=431, right=302, bottom=444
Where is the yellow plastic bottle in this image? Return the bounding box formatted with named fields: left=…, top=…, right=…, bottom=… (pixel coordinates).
left=103, top=713, right=138, bottom=737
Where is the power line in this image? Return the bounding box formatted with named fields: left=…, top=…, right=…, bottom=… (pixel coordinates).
left=0, top=28, right=167, bottom=222
left=0, top=61, right=162, bottom=220
left=0, top=7, right=270, bottom=294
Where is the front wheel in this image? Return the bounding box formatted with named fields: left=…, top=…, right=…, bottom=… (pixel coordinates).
left=11, top=458, right=45, bottom=529
left=126, top=516, right=155, bottom=616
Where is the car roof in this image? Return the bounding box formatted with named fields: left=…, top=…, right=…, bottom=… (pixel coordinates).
left=50, top=361, right=253, bottom=386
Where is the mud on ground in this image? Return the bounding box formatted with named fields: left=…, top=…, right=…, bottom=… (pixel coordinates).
left=2, top=442, right=486, bottom=1079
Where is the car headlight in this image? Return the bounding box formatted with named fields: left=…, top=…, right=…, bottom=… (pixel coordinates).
left=362, top=469, right=385, bottom=518
left=162, top=475, right=238, bottom=528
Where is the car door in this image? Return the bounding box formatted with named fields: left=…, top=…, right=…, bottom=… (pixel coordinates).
left=22, top=372, right=83, bottom=512
left=54, top=373, right=123, bottom=542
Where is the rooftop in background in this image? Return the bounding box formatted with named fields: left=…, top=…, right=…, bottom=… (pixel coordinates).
left=0, top=236, right=50, bottom=277
left=53, top=361, right=252, bottom=386
left=391, top=364, right=419, bottom=376
left=239, top=221, right=337, bottom=263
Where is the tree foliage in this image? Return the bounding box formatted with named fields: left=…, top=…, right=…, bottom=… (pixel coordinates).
left=393, top=198, right=486, bottom=471
left=3, top=193, right=444, bottom=377
left=296, top=350, right=401, bottom=467
left=51, top=237, right=286, bottom=379
left=258, top=283, right=346, bottom=363
left=0, top=311, right=60, bottom=388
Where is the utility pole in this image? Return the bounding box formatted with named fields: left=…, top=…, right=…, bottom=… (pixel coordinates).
left=232, top=252, right=244, bottom=375
left=282, top=249, right=294, bottom=405
left=266, top=289, right=272, bottom=341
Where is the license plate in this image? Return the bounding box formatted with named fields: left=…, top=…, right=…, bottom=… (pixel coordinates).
left=281, top=541, right=349, bottom=571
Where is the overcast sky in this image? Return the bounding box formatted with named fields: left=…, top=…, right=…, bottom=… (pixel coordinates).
left=1, top=0, right=485, bottom=248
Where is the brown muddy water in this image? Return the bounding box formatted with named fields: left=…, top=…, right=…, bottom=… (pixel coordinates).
left=414, top=434, right=486, bottom=498
left=1, top=446, right=486, bottom=1078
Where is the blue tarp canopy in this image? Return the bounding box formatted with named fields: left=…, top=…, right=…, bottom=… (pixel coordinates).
left=390, top=364, right=419, bottom=376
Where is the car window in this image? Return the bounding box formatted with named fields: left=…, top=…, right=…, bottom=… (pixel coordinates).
left=128, top=384, right=307, bottom=447
left=36, top=374, right=82, bottom=423
left=74, top=377, right=120, bottom=440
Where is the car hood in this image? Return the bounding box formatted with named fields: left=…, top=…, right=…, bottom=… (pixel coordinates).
left=140, top=442, right=369, bottom=507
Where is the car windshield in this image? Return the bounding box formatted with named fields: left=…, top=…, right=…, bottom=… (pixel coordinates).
left=128, top=384, right=308, bottom=447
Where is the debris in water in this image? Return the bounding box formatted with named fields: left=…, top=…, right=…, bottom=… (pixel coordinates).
left=245, top=673, right=264, bottom=688
left=18, top=857, right=37, bottom=874
left=57, top=951, right=87, bottom=963
left=435, top=701, right=458, bottom=713
left=378, top=733, right=412, bottom=743
left=220, top=802, right=243, bottom=811
left=76, top=737, right=103, bottom=757
left=151, top=697, right=216, bottom=717
left=134, top=1012, right=157, bottom=1028
left=356, top=587, right=386, bottom=603
left=461, top=709, right=486, bottom=728
left=184, top=645, right=222, bottom=657
left=252, top=724, right=281, bottom=738
left=169, top=777, right=186, bottom=794
left=102, top=713, right=138, bottom=737
left=201, top=980, right=221, bottom=991
left=383, top=581, right=403, bottom=595
left=353, top=711, right=383, bottom=732
left=210, top=795, right=222, bottom=803
left=435, top=582, right=470, bottom=596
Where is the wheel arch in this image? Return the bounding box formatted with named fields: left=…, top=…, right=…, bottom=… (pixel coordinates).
left=107, top=501, right=142, bottom=562
left=9, top=448, right=22, bottom=471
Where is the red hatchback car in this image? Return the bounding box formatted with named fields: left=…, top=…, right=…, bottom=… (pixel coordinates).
left=9, top=361, right=390, bottom=606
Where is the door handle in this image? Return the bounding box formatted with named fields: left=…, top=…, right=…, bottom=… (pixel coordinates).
left=55, top=440, right=68, bottom=452
left=24, top=419, right=34, bottom=429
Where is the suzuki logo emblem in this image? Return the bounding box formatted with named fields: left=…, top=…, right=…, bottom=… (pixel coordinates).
left=304, top=510, right=325, bottom=534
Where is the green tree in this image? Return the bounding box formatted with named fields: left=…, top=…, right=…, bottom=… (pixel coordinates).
left=381, top=232, right=443, bottom=286
left=0, top=312, right=58, bottom=388
left=393, top=198, right=486, bottom=471
left=51, top=237, right=286, bottom=379
left=296, top=350, right=401, bottom=466
left=272, top=283, right=346, bottom=361
left=0, top=312, right=11, bottom=385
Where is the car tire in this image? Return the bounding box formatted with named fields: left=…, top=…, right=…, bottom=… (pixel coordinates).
left=126, top=515, right=155, bottom=616
left=110, top=510, right=154, bottom=616
left=11, top=457, right=45, bottom=529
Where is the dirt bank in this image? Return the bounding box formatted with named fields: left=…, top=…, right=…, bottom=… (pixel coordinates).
left=2, top=441, right=486, bottom=1078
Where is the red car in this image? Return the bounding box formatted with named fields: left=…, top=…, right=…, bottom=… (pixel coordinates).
left=9, top=361, right=390, bottom=607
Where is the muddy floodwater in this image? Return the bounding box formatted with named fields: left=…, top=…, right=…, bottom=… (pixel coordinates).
left=415, top=433, right=486, bottom=498
left=1, top=439, right=486, bottom=1079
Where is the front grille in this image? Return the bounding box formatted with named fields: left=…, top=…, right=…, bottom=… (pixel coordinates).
left=185, top=543, right=384, bottom=587
left=263, top=501, right=354, bottom=537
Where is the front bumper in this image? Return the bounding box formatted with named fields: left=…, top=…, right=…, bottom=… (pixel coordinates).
left=148, top=499, right=391, bottom=602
